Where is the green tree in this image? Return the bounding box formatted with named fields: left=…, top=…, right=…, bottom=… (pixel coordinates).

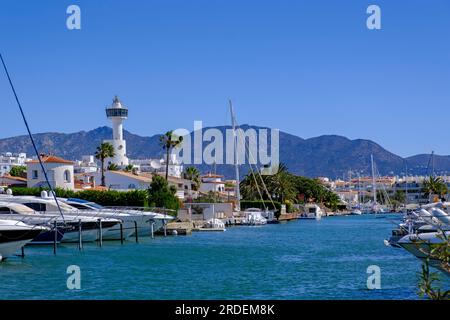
left=147, top=175, right=180, bottom=211
left=108, top=163, right=119, bottom=171
left=240, top=172, right=264, bottom=201
left=418, top=233, right=450, bottom=300
left=390, top=190, right=406, bottom=211
left=392, top=190, right=406, bottom=203
left=183, top=166, right=201, bottom=191
left=160, top=131, right=183, bottom=180
left=323, top=192, right=341, bottom=211
left=265, top=164, right=296, bottom=203
left=124, top=164, right=134, bottom=172
left=423, top=176, right=448, bottom=201
left=9, top=165, right=26, bottom=177
left=194, top=191, right=221, bottom=203
left=95, top=142, right=115, bottom=187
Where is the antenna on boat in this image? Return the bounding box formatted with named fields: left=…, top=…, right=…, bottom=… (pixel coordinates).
left=0, top=54, right=66, bottom=222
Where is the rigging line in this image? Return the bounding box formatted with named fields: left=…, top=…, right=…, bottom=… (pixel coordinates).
left=234, top=119, right=277, bottom=211
left=0, top=53, right=66, bottom=223
left=247, top=157, right=266, bottom=211
left=374, top=161, right=392, bottom=206
left=240, top=134, right=277, bottom=211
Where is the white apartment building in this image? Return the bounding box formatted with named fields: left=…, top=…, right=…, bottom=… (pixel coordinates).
left=130, top=154, right=183, bottom=178
left=0, top=152, right=29, bottom=176
left=74, top=155, right=98, bottom=174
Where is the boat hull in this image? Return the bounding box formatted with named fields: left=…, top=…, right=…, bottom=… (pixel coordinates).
left=0, top=228, right=43, bottom=260
left=29, top=229, right=65, bottom=245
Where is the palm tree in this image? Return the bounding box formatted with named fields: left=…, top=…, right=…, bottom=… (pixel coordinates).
left=423, top=176, right=448, bottom=202
left=266, top=163, right=296, bottom=203
left=95, top=142, right=115, bottom=187
left=240, top=173, right=262, bottom=200
left=124, top=164, right=134, bottom=172
left=183, top=167, right=201, bottom=191
left=160, top=131, right=183, bottom=180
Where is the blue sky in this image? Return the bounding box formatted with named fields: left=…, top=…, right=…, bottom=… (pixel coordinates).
left=0, top=0, right=449, bottom=157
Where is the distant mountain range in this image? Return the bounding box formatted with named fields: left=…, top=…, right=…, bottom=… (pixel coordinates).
left=1, top=126, right=448, bottom=179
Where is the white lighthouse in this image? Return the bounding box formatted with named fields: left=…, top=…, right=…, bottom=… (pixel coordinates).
left=104, top=95, right=129, bottom=166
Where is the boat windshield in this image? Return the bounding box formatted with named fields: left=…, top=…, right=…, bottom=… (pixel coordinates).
left=0, top=203, right=35, bottom=214
left=87, top=202, right=104, bottom=209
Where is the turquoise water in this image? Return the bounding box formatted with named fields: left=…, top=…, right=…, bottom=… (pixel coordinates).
left=0, top=214, right=448, bottom=299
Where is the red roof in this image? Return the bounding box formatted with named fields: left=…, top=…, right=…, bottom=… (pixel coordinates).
left=0, top=174, right=27, bottom=182
left=27, top=155, right=74, bottom=165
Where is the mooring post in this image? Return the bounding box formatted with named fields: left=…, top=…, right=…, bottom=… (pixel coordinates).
left=78, top=219, right=83, bottom=251
left=163, top=219, right=167, bottom=237
left=150, top=220, right=154, bottom=239
left=134, top=221, right=139, bottom=243
left=98, top=218, right=103, bottom=247
left=53, top=220, right=57, bottom=255
left=21, top=246, right=25, bottom=258
left=120, top=222, right=124, bottom=245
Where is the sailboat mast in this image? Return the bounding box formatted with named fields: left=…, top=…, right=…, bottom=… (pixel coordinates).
left=229, top=100, right=241, bottom=212
left=371, top=154, right=376, bottom=203
left=405, top=161, right=408, bottom=207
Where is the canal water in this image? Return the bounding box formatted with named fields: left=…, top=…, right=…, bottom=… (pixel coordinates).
left=1, top=214, right=448, bottom=299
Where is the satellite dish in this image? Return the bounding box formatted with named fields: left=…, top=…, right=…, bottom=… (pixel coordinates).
left=150, top=160, right=162, bottom=170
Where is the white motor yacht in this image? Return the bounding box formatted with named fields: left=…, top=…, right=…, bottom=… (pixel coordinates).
left=61, top=197, right=174, bottom=238
left=398, top=231, right=450, bottom=260
left=0, top=220, right=47, bottom=261
left=299, top=204, right=323, bottom=220
left=0, top=195, right=121, bottom=243
left=242, top=208, right=267, bottom=225
left=200, top=218, right=226, bottom=231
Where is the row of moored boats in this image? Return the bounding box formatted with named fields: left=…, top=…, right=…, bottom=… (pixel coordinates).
left=386, top=202, right=450, bottom=273
left=0, top=190, right=173, bottom=262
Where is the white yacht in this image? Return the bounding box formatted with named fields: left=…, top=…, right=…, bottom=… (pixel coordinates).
left=61, top=197, right=174, bottom=238
left=242, top=208, right=267, bottom=225
left=0, top=194, right=121, bottom=243
left=388, top=203, right=450, bottom=273
left=299, top=204, right=323, bottom=220
left=201, top=218, right=226, bottom=231
left=350, top=209, right=362, bottom=215
left=398, top=231, right=450, bottom=262
left=0, top=220, right=47, bottom=261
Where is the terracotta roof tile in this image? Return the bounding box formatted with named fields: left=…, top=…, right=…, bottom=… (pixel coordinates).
left=27, top=155, right=74, bottom=165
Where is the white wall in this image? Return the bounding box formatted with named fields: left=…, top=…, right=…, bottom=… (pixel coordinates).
left=92, top=171, right=150, bottom=190
left=27, top=162, right=75, bottom=190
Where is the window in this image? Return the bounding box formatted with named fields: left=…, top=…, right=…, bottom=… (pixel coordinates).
left=69, top=203, right=90, bottom=210
left=24, top=203, right=46, bottom=211
left=63, top=170, right=71, bottom=183
left=32, top=170, right=38, bottom=179
left=0, top=207, right=11, bottom=214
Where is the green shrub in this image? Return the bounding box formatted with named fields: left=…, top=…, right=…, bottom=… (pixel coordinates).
left=10, top=187, right=147, bottom=207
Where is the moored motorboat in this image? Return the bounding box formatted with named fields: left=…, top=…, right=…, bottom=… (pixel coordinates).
left=62, top=197, right=174, bottom=238
left=299, top=204, right=322, bottom=220
left=0, top=220, right=47, bottom=261
left=0, top=198, right=121, bottom=243
left=242, top=208, right=267, bottom=225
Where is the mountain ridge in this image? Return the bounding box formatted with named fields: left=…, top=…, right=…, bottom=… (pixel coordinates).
left=1, top=126, right=448, bottom=178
